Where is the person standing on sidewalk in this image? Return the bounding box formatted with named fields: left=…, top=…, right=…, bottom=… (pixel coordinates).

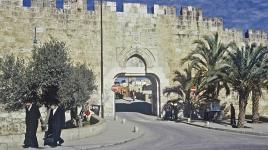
left=132, top=91, right=136, bottom=101
left=23, top=99, right=41, bottom=148
left=44, top=96, right=65, bottom=147
left=230, top=103, right=236, bottom=128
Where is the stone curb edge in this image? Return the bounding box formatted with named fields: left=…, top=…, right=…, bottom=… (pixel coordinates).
left=181, top=121, right=268, bottom=136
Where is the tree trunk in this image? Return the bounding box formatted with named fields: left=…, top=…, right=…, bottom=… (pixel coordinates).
left=237, top=90, right=249, bottom=128
left=70, top=106, right=78, bottom=127
left=252, top=91, right=260, bottom=123
left=237, top=99, right=246, bottom=128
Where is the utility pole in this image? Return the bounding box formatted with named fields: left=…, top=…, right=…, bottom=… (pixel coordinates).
left=100, top=0, right=104, bottom=118
left=33, top=27, right=37, bottom=44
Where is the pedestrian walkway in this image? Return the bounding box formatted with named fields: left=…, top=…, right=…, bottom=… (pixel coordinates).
left=10, top=117, right=143, bottom=150
left=182, top=118, right=268, bottom=136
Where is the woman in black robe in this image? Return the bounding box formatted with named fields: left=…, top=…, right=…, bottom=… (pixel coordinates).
left=23, top=100, right=41, bottom=148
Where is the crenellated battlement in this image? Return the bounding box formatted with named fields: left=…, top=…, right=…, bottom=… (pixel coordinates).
left=180, top=6, right=202, bottom=21
left=154, top=4, right=176, bottom=15
left=0, top=0, right=22, bottom=7
left=0, top=0, right=267, bottom=43
left=123, top=3, right=147, bottom=14
left=245, top=29, right=267, bottom=40
left=105, top=1, right=116, bottom=12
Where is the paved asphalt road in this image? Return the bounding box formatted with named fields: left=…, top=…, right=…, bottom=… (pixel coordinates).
left=101, top=112, right=268, bottom=150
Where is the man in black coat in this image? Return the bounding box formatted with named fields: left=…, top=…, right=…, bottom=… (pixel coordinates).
left=23, top=100, right=41, bottom=148
left=230, top=103, right=236, bottom=128
left=46, top=101, right=65, bottom=147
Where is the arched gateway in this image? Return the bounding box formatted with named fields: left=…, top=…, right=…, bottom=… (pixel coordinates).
left=102, top=47, right=169, bottom=117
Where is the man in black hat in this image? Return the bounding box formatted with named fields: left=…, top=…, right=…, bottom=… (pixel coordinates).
left=23, top=99, right=41, bottom=148
left=45, top=96, right=65, bottom=147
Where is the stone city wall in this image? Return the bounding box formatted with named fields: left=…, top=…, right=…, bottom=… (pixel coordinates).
left=0, top=0, right=267, bottom=117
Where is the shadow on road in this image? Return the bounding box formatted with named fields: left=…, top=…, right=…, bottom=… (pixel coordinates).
left=115, top=101, right=152, bottom=115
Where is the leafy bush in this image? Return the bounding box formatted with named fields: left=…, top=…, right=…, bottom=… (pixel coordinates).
left=61, top=64, right=96, bottom=110
left=0, top=55, right=27, bottom=111
left=0, top=39, right=96, bottom=112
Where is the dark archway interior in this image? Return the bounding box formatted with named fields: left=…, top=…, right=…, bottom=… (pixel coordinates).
left=115, top=100, right=152, bottom=115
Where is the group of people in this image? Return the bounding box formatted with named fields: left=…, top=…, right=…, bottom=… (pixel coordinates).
left=23, top=97, right=65, bottom=148
left=161, top=101, right=237, bottom=128
left=162, top=102, right=178, bottom=121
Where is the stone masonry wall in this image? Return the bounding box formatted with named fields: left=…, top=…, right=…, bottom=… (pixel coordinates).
left=0, top=107, right=47, bottom=135
left=0, top=0, right=267, bottom=118
left=0, top=111, right=25, bottom=135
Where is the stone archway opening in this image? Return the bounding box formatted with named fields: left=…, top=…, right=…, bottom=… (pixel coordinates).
left=111, top=54, right=161, bottom=116
left=113, top=73, right=160, bottom=116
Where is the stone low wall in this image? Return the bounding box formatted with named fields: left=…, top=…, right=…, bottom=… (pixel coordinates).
left=0, top=107, right=73, bottom=136
left=0, top=115, right=106, bottom=149
left=0, top=107, right=49, bottom=135
left=0, top=114, right=26, bottom=135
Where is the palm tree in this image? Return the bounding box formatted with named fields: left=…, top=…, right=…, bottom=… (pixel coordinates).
left=251, top=45, right=268, bottom=123
left=252, top=86, right=261, bottom=123
left=163, top=66, right=191, bottom=117
left=182, top=32, right=230, bottom=102
left=163, top=66, right=201, bottom=118
left=163, top=66, right=192, bottom=102
left=223, top=43, right=268, bottom=127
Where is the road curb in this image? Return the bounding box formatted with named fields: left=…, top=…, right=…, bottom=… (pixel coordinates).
left=181, top=121, right=268, bottom=136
